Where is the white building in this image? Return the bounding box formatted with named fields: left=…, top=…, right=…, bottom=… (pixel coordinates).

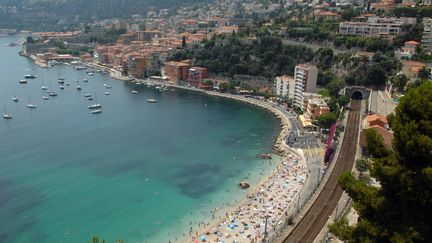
left=422, top=18, right=432, bottom=54
left=274, top=75, right=295, bottom=99
left=339, top=17, right=417, bottom=40
left=294, top=64, right=318, bottom=109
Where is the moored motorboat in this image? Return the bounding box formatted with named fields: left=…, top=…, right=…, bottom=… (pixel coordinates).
left=24, top=74, right=37, bottom=79
left=84, top=94, right=92, bottom=98
left=19, top=79, right=27, bottom=84
left=147, top=99, right=158, bottom=103
left=104, top=91, right=110, bottom=95
left=131, top=90, right=138, bottom=94
left=91, top=109, right=102, bottom=114
left=76, top=85, right=82, bottom=91
left=27, top=104, right=37, bottom=108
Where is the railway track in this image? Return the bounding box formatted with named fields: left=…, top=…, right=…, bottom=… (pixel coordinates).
left=283, top=99, right=361, bottom=243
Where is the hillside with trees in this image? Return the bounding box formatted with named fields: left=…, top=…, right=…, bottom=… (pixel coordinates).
left=169, top=35, right=315, bottom=78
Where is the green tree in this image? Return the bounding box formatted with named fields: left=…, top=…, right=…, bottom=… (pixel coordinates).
left=418, top=66, right=431, bottom=81
left=337, top=95, right=350, bottom=107
left=331, top=82, right=432, bottom=242
left=355, top=159, right=370, bottom=174
left=390, top=74, right=409, bottom=92
left=364, top=128, right=389, bottom=158
left=315, top=112, right=337, bottom=129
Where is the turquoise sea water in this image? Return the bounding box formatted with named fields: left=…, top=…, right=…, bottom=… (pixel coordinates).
left=0, top=37, right=280, bottom=242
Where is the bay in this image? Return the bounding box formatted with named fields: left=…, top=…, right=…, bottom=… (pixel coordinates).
left=0, top=36, right=280, bottom=242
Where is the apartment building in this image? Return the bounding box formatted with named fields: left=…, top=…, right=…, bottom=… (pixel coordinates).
left=339, top=17, right=416, bottom=39
left=274, top=75, right=295, bottom=99
left=422, top=18, right=432, bottom=53
left=293, top=64, right=318, bottom=109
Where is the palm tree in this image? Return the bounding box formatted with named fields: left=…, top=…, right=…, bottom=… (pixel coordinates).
left=418, top=66, right=431, bottom=81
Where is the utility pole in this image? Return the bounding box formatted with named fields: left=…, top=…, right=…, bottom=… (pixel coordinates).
left=296, top=194, right=301, bottom=213
left=263, top=214, right=269, bottom=242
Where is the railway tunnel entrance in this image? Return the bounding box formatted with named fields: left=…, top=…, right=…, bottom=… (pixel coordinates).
left=351, top=90, right=363, bottom=100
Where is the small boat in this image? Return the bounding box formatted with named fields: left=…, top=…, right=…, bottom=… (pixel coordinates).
left=24, top=74, right=37, bottom=79
left=19, top=79, right=27, bottom=84
left=76, top=85, right=82, bottom=91
left=2, top=114, right=12, bottom=119
left=91, top=109, right=102, bottom=114
left=88, top=94, right=101, bottom=109
left=42, top=95, right=49, bottom=100
left=58, top=77, right=65, bottom=81
left=27, top=104, right=37, bottom=109
left=65, top=83, right=70, bottom=86
left=83, top=79, right=88, bottom=83
left=48, top=92, right=58, bottom=97
left=84, top=94, right=92, bottom=98
left=105, top=85, right=112, bottom=89
left=42, top=86, right=48, bottom=90
left=74, top=65, right=87, bottom=70
left=147, top=99, right=158, bottom=103
left=131, top=90, right=138, bottom=94
left=3, top=104, right=12, bottom=119
left=58, top=80, right=65, bottom=84
left=12, top=89, right=19, bottom=102
left=59, top=85, right=64, bottom=89
left=87, top=97, right=94, bottom=101
left=103, top=84, right=107, bottom=87
left=88, top=72, right=94, bottom=76
left=104, top=91, right=110, bottom=95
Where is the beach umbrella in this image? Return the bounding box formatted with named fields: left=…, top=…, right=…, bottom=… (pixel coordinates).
left=200, top=235, right=207, bottom=241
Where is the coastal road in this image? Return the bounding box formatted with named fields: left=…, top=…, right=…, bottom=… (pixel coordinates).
left=282, top=99, right=361, bottom=243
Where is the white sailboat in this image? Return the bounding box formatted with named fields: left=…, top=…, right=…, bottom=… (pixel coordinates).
left=27, top=95, right=37, bottom=109
left=3, top=103, right=12, bottom=119
left=88, top=93, right=102, bottom=109
left=12, top=89, right=19, bottom=102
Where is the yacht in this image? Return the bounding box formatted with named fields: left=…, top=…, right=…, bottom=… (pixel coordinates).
left=12, top=89, right=19, bottom=102
left=19, top=79, right=27, bottom=84
left=104, top=91, right=110, bottom=95
left=131, top=90, right=138, bottom=94
left=88, top=94, right=102, bottom=109
left=147, top=99, right=158, bottom=103
left=3, top=104, right=12, bottom=119
left=58, top=79, right=65, bottom=84
left=27, top=104, right=37, bottom=109
left=59, top=85, right=64, bottom=89
left=91, top=109, right=102, bottom=114
left=42, top=85, right=48, bottom=90
left=24, top=74, right=37, bottom=79
left=42, top=95, right=49, bottom=100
